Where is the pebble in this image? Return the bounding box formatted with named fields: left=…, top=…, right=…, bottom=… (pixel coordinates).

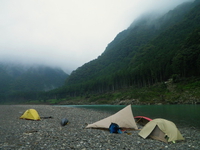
left=0, top=105, right=199, bottom=150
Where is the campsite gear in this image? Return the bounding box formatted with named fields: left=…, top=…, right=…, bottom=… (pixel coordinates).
left=109, top=123, right=122, bottom=134
left=20, top=109, right=40, bottom=120
left=25, top=130, right=38, bottom=133
left=138, top=118, right=184, bottom=143
left=40, top=116, right=53, bottom=119
left=86, top=105, right=138, bottom=130
left=61, top=118, right=69, bottom=126
left=134, top=116, right=152, bottom=126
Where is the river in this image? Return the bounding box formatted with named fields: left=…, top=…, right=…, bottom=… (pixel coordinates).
left=60, top=104, right=200, bottom=129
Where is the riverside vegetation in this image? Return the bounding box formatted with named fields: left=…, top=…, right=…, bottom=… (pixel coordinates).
left=23, top=76, right=200, bottom=105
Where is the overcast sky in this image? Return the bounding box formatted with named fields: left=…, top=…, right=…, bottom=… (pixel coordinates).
left=0, top=0, right=193, bottom=73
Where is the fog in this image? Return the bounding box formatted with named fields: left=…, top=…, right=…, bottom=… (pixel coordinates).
left=0, top=0, right=193, bottom=73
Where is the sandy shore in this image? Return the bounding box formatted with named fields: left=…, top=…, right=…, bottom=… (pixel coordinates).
left=0, top=105, right=199, bottom=150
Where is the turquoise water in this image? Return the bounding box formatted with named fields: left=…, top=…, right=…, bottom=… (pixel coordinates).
left=60, top=105, right=200, bottom=129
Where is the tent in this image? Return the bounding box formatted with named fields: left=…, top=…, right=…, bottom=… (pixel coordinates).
left=134, top=116, right=152, bottom=126
left=138, top=118, right=184, bottom=143
left=86, top=105, right=138, bottom=130
left=20, top=109, right=41, bottom=121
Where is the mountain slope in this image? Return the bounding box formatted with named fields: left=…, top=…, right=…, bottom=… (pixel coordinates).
left=66, top=1, right=198, bottom=86
left=57, top=0, right=199, bottom=99
left=2, top=0, right=199, bottom=104
left=128, top=1, right=200, bottom=85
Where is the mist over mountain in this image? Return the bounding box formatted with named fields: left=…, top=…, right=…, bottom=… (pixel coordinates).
left=1, top=0, right=200, bottom=104
left=66, top=1, right=197, bottom=84
left=0, top=0, right=192, bottom=74
left=58, top=0, right=200, bottom=97
left=0, top=62, right=69, bottom=102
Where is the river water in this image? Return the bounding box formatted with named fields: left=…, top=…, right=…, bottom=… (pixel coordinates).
left=61, top=104, right=200, bottom=129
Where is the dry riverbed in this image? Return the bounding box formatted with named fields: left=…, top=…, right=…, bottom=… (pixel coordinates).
left=0, top=105, right=199, bottom=150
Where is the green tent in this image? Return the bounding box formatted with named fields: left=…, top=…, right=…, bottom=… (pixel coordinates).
left=138, top=118, right=184, bottom=143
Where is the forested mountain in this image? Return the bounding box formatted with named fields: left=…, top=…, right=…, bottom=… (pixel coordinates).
left=2, top=0, right=200, bottom=104
left=0, top=63, right=68, bottom=102
left=58, top=0, right=200, bottom=98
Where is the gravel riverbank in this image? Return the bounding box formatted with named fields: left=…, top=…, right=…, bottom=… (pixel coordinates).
left=0, top=105, right=199, bottom=150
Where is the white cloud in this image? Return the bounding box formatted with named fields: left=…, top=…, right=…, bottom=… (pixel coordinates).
left=0, top=0, right=192, bottom=73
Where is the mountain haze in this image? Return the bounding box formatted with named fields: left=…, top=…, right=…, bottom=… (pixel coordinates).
left=2, top=0, right=200, bottom=104
left=61, top=0, right=199, bottom=97
left=0, top=63, right=68, bottom=103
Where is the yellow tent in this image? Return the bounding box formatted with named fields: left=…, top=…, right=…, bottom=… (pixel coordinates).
left=20, top=109, right=40, bottom=120
left=86, top=105, right=138, bottom=130
left=138, top=118, right=184, bottom=143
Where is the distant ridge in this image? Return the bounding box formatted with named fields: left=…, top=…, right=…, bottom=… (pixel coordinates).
left=0, top=62, right=69, bottom=102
